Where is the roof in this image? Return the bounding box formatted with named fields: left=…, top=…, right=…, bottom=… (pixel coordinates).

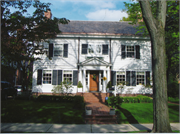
left=58, top=21, right=143, bottom=36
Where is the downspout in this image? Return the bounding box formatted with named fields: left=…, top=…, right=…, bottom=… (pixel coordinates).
left=109, top=38, right=112, bottom=81
left=77, top=37, right=80, bottom=84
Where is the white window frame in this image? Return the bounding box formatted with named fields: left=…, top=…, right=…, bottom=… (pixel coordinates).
left=43, top=70, right=52, bottom=84
left=126, top=46, right=135, bottom=58
left=54, top=43, right=63, bottom=57
left=116, top=71, right=126, bottom=85
left=136, top=71, right=145, bottom=85
left=63, top=70, right=73, bottom=83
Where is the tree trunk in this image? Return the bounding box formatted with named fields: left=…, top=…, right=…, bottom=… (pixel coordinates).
left=139, top=1, right=172, bottom=132
left=151, top=29, right=172, bottom=133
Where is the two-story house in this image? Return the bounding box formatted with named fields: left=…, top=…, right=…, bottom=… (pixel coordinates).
left=32, top=21, right=152, bottom=95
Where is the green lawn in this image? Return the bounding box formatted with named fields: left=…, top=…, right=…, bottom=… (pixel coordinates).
left=117, top=103, right=179, bottom=124
left=1, top=99, right=85, bottom=124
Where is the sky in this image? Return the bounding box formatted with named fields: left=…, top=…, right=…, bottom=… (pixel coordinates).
left=16, top=0, right=135, bottom=22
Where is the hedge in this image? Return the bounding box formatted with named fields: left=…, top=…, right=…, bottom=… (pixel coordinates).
left=106, top=95, right=153, bottom=107
left=36, top=95, right=84, bottom=103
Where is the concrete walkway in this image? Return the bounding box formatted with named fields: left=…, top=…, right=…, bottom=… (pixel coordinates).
left=1, top=123, right=180, bottom=133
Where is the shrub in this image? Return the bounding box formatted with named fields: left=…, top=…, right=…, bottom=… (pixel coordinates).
left=77, top=81, right=83, bottom=88
left=105, top=96, right=123, bottom=108
left=106, top=81, right=112, bottom=88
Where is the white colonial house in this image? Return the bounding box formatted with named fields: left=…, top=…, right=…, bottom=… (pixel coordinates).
left=32, top=21, right=152, bottom=95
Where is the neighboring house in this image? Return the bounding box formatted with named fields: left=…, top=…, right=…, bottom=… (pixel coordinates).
left=32, top=21, right=152, bottom=95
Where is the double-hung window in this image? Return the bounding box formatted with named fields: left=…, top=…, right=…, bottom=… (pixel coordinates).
left=121, top=45, right=140, bottom=59
left=43, top=70, right=52, bottom=84
left=49, top=43, right=68, bottom=58
left=116, top=71, right=125, bottom=85
left=63, top=70, right=73, bottom=83
left=136, top=72, right=145, bottom=85
left=54, top=44, right=63, bottom=57
left=127, top=46, right=135, bottom=58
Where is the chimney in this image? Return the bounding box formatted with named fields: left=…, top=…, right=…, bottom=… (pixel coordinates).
left=44, top=9, right=52, bottom=19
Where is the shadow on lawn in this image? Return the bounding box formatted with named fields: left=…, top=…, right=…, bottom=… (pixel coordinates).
left=118, top=107, right=139, bottom=124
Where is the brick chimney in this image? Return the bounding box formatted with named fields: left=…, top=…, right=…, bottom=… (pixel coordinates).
left=44, top=9, right=52, bottom=19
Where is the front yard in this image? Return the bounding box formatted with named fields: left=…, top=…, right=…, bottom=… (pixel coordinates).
left=1, top=99, right=85, bottom=124
left=117, top=103, right=179, bottom=124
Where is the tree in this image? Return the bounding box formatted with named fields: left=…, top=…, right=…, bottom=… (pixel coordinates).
left=138, top=1, right=172, bottom=132
left=1, top=1, right=69, bottom=90
left=122, top=1, right=179, bottom=98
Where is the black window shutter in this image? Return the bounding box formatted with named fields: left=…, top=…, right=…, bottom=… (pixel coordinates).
left=135, top=45, right=140, bottom=59
left=73, top=70, right=78, bottom=85
left=121, top=45, right=126, bottom=59
left=111, top=71, right=116, bottom=86
left=132, top=71, right=136, bottom=86
left=49, top=43, right=53, bottom=58
left=126, top=71, right=130, bottom=86
left=82, top=44, right=88, bottom=54
left=37, top=69, right=42, bottom=85
left=146, top=71, right=150, bottom=86
left=52, top=70, right=57, bottom=85
left=58, top=70, right=62, bottom=85
left=102, top=44, right=108, bottom=55
left=63, top=44, right=68, bottom=57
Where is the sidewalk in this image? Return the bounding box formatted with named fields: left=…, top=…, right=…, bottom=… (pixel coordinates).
left=1, top=123, right=180, bottom=133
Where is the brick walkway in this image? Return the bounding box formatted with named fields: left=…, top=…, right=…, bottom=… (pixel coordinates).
left=86, top=102, right=110, bottom=115
left=79, top=93, right=117, bottom=124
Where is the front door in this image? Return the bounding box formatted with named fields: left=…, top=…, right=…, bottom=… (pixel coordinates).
left=90, top=71, right=99, bottom=92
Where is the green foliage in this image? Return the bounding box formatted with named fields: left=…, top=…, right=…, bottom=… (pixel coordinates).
left=168, top=97, right=179, bottom=104
left=106, top=96, right=123, bottom=108
left=121, top=96, right=153, bottom=103
left=106, top=81, right=112, bottom=88
left=77, top=81, right=83, bottom=88
left=1, top=1, right=69, bottom=88
left=119, top=103, right=179, bottom=124
left=51, top=79, right=73, bottom=96
left=122, top=1, right=179, bottom=97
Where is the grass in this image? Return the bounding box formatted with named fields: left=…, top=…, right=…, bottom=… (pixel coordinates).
left=1, top=99, right=85, bottom=124
left=117, top=103, right=179, bottom=124
left=168, top=97, right=179, bottom=104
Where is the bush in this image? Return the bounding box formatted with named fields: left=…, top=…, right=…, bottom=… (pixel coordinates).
left=121, top=96, right=152, bottom=103
left=36, top=95, right=85, bottom=104
left=168, top=97, right=179, bottom=103
left=106, top=96, right=123, bottom=108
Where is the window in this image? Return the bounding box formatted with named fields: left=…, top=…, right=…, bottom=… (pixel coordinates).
left=63, top=70, right=73, bottom=82
left=127, top=46, right=134, bottom=58
left=82, top=44, right=108, bottom=55
left=102, top=44, right=108, bottom=55
left=121, top=45, right=140, bottom=59
left=136, top=72, right=145, bottom=85
left=82, top=44, right=88, bottom=54
left=54, top=44, right=63, bottom=57
left=43, top=70, right=52, bottom=84
left=116, top=71, right=125, bottom=85
left=49, top=43, right=68, bottom=58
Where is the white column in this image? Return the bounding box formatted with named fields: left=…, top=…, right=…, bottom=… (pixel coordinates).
left=103, top=70, right=106, bottom=93
left=99, top=71, right=101, bottom=92
left=107, top=69, right=110, bottom=83
left=83, top=69, right=86, bottom=92
left=79, top=68, right=82, bottom=82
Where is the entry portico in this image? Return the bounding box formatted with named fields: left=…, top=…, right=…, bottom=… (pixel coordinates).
left=78, top=57, right=112, bottom=93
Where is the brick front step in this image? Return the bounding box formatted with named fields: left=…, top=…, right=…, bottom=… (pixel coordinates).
left=85, top=115, right=117, bottom=124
